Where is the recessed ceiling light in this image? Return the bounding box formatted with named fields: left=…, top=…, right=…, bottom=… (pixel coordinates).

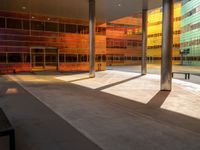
left=118, top=4, right=121, bottom=7
left=47, top=18, right=50, bottom=21
left=32, top=16, right=35, bottom=19
left=22, top=6, right=26, bottom=10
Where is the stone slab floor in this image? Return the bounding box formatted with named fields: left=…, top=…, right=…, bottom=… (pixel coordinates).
left=1, top=69, right=200, bottom=150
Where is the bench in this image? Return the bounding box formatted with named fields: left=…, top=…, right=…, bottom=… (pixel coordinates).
left=0, top=108, right=15, bottom=150
left=0, top=68, right=16, bottom=74
left=172, top=72, right=190, bottom=79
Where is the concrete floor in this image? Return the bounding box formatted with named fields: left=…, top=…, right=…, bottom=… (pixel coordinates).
left=1, top=65, right=200, bottom=150
left=0, top=77, right=102, bottom=150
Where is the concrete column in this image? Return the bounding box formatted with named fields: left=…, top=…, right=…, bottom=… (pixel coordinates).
left=141, top=9, right=147, bottom=75
left=89, top=0, right=96, bottom=78
left=161, top=0, right=174, bottom=91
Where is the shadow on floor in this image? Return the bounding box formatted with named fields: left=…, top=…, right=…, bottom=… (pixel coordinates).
left=96, top=75, right=144, bottom=91
left=0, top=78, right=102, bottom=150
left=147, top=91, right=170, bottom=108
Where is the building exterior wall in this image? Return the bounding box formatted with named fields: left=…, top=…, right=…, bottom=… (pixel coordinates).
left=147, top=2, right=181, bottom=64
left=180, top=0, right=200, bottom=66
left=106, top=16, right=142, bottom=66
left=0, top=11, right=106, bottom=73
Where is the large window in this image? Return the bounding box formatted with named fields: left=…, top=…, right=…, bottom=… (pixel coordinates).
left=59, top=24, right=65, bottom=32
left=23, top=20, right=30, bottom=30
left=65, top=24, right=77, bottom=33
left=0, top=18, right=5, bottom=28
left=23, top=53, right=30, bottom=63
left=78, top=25, right=89, bottom=34
left=66, top=54, right=77, bottom=62
left=8, top=53, right=23, bottom=63
left=45, top=22, right=58, bottom=32
left=59, top=54, right=65, bottom=62
left=0, top=53, right=6, bottom=63
left=7, top=18, right=22, bottom=29
left=96, top=27, right=106, bottom=35
left=31, top=20, right=44, bottom=31
left=78, top=54, right=87, bottom=62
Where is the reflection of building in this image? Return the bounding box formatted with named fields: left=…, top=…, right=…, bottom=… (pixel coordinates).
left=106, top=16, right=142, bottom=66
left=180, top=0, right=200, bottom=66
left=147, top=2, right=181, bottom=64
left=0, top=11, right=106, bottom=72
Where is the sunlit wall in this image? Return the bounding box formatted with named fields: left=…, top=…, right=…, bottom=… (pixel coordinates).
left=147, top=2, right=181, bottom=64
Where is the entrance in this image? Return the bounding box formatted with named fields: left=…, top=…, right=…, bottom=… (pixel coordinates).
left=31, top=48, right=58, bottom=71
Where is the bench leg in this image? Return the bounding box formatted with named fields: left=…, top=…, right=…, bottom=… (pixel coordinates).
left=9, top=130, right=15, bottom=150
left=188, top=74, right=190, bottom=79
left=185, top=74, right=187, bottom=79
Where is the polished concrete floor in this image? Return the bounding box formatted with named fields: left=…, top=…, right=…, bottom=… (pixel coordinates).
left=1, top=65, right=200, bottom=150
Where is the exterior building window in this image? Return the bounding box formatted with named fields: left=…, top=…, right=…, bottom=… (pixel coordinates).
left=45, top=22, right=58, bottom=32
left=31, top=20, right=44, bottom=31
left=0, top=18, right=5, bottom=28
left=0, top=53, right=6, bottom=63
left=8, top=53, right=23, bottom=63
left=7, top=18, right=22, bottom=29
left=65, top=24, right=77, bottom=33
left=96, top=27, right=106, bottom=35
left=66, top=54, right=77, bottom=62
left=59, top=24, right=65, bottom=32
left=78, top=54, right=87, bottom=62
left=96, top=55, right=102, bottom=62
left=24, top=53, right=30, bottom=63
left=59, top=54, right=65, bottom=62
left=78, top=25, right=89, bottom=34
left=23, top=20, right=30, bottom=30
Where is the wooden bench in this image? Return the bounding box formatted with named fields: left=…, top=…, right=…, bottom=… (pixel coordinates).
left=172, top=72, right=190, bottom=79
left=0, top=108, right=15, bottom=150
left=0, top=68, right=16, bottom=74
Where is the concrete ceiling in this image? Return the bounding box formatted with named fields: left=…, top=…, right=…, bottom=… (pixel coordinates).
left=0, top=0, right=179, bottom=21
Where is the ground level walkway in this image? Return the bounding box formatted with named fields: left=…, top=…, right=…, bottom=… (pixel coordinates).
left=1, top=68, right=200, bottom=150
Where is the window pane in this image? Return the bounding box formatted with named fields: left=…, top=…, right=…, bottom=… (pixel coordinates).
left=78, top=25, right=89, bottom=34
left=0, top=53, right=6, bottom=63
left=0, top=18, right=5, bottom=28
left=8, top=53, right=22, bottom=63
left=65, top=24, right=77, bottom=33
left=66, top=54, right=77, bottom=62
left=45, top=22, right=58, bottom=32
left=7, top=18, right=22, bottom=29
left=59, top=54, right=65, bottom=62
left=59, top=24, right=65, bottom=32
left=23, top=20, right=30, bottom=30
left=31, top=21, right=44, bottom=31
left=78, top=54, right=87, bottom=62
left=24, top=53, right=30, bottom=63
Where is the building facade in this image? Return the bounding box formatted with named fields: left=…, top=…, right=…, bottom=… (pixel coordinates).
left=180, top=0, right=200, bottom=65
left=147, top=2, right=181, bottom=64
left=106, top=16, right=142, bottom=66
left=0, top=11, right=107, bottom=72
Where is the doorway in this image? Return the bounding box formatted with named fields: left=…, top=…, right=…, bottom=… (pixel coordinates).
left=31, top=47, right=58, bottom=71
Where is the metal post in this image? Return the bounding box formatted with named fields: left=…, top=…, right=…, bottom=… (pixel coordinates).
left=141, top=9, right=147, bottom=75
left=161, top=0, right=174, bottom=91
left=57, top=49, right=59, bottom=71
left=43, top=48, right=45, bottom=69
left=89, top=0, right=96, bottom=78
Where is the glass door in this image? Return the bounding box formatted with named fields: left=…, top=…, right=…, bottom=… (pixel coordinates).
left=31, top=48, right=58, bottom=71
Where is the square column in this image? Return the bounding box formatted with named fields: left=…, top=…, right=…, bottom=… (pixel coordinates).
left=141, top=9, right=147, bottom=75
left=161, top=0, right=174, bottom=91
left=89, top=0, right=96, bottom=78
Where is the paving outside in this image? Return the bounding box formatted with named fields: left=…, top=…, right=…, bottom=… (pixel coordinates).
left=0, top=64, right=200, bottom=150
